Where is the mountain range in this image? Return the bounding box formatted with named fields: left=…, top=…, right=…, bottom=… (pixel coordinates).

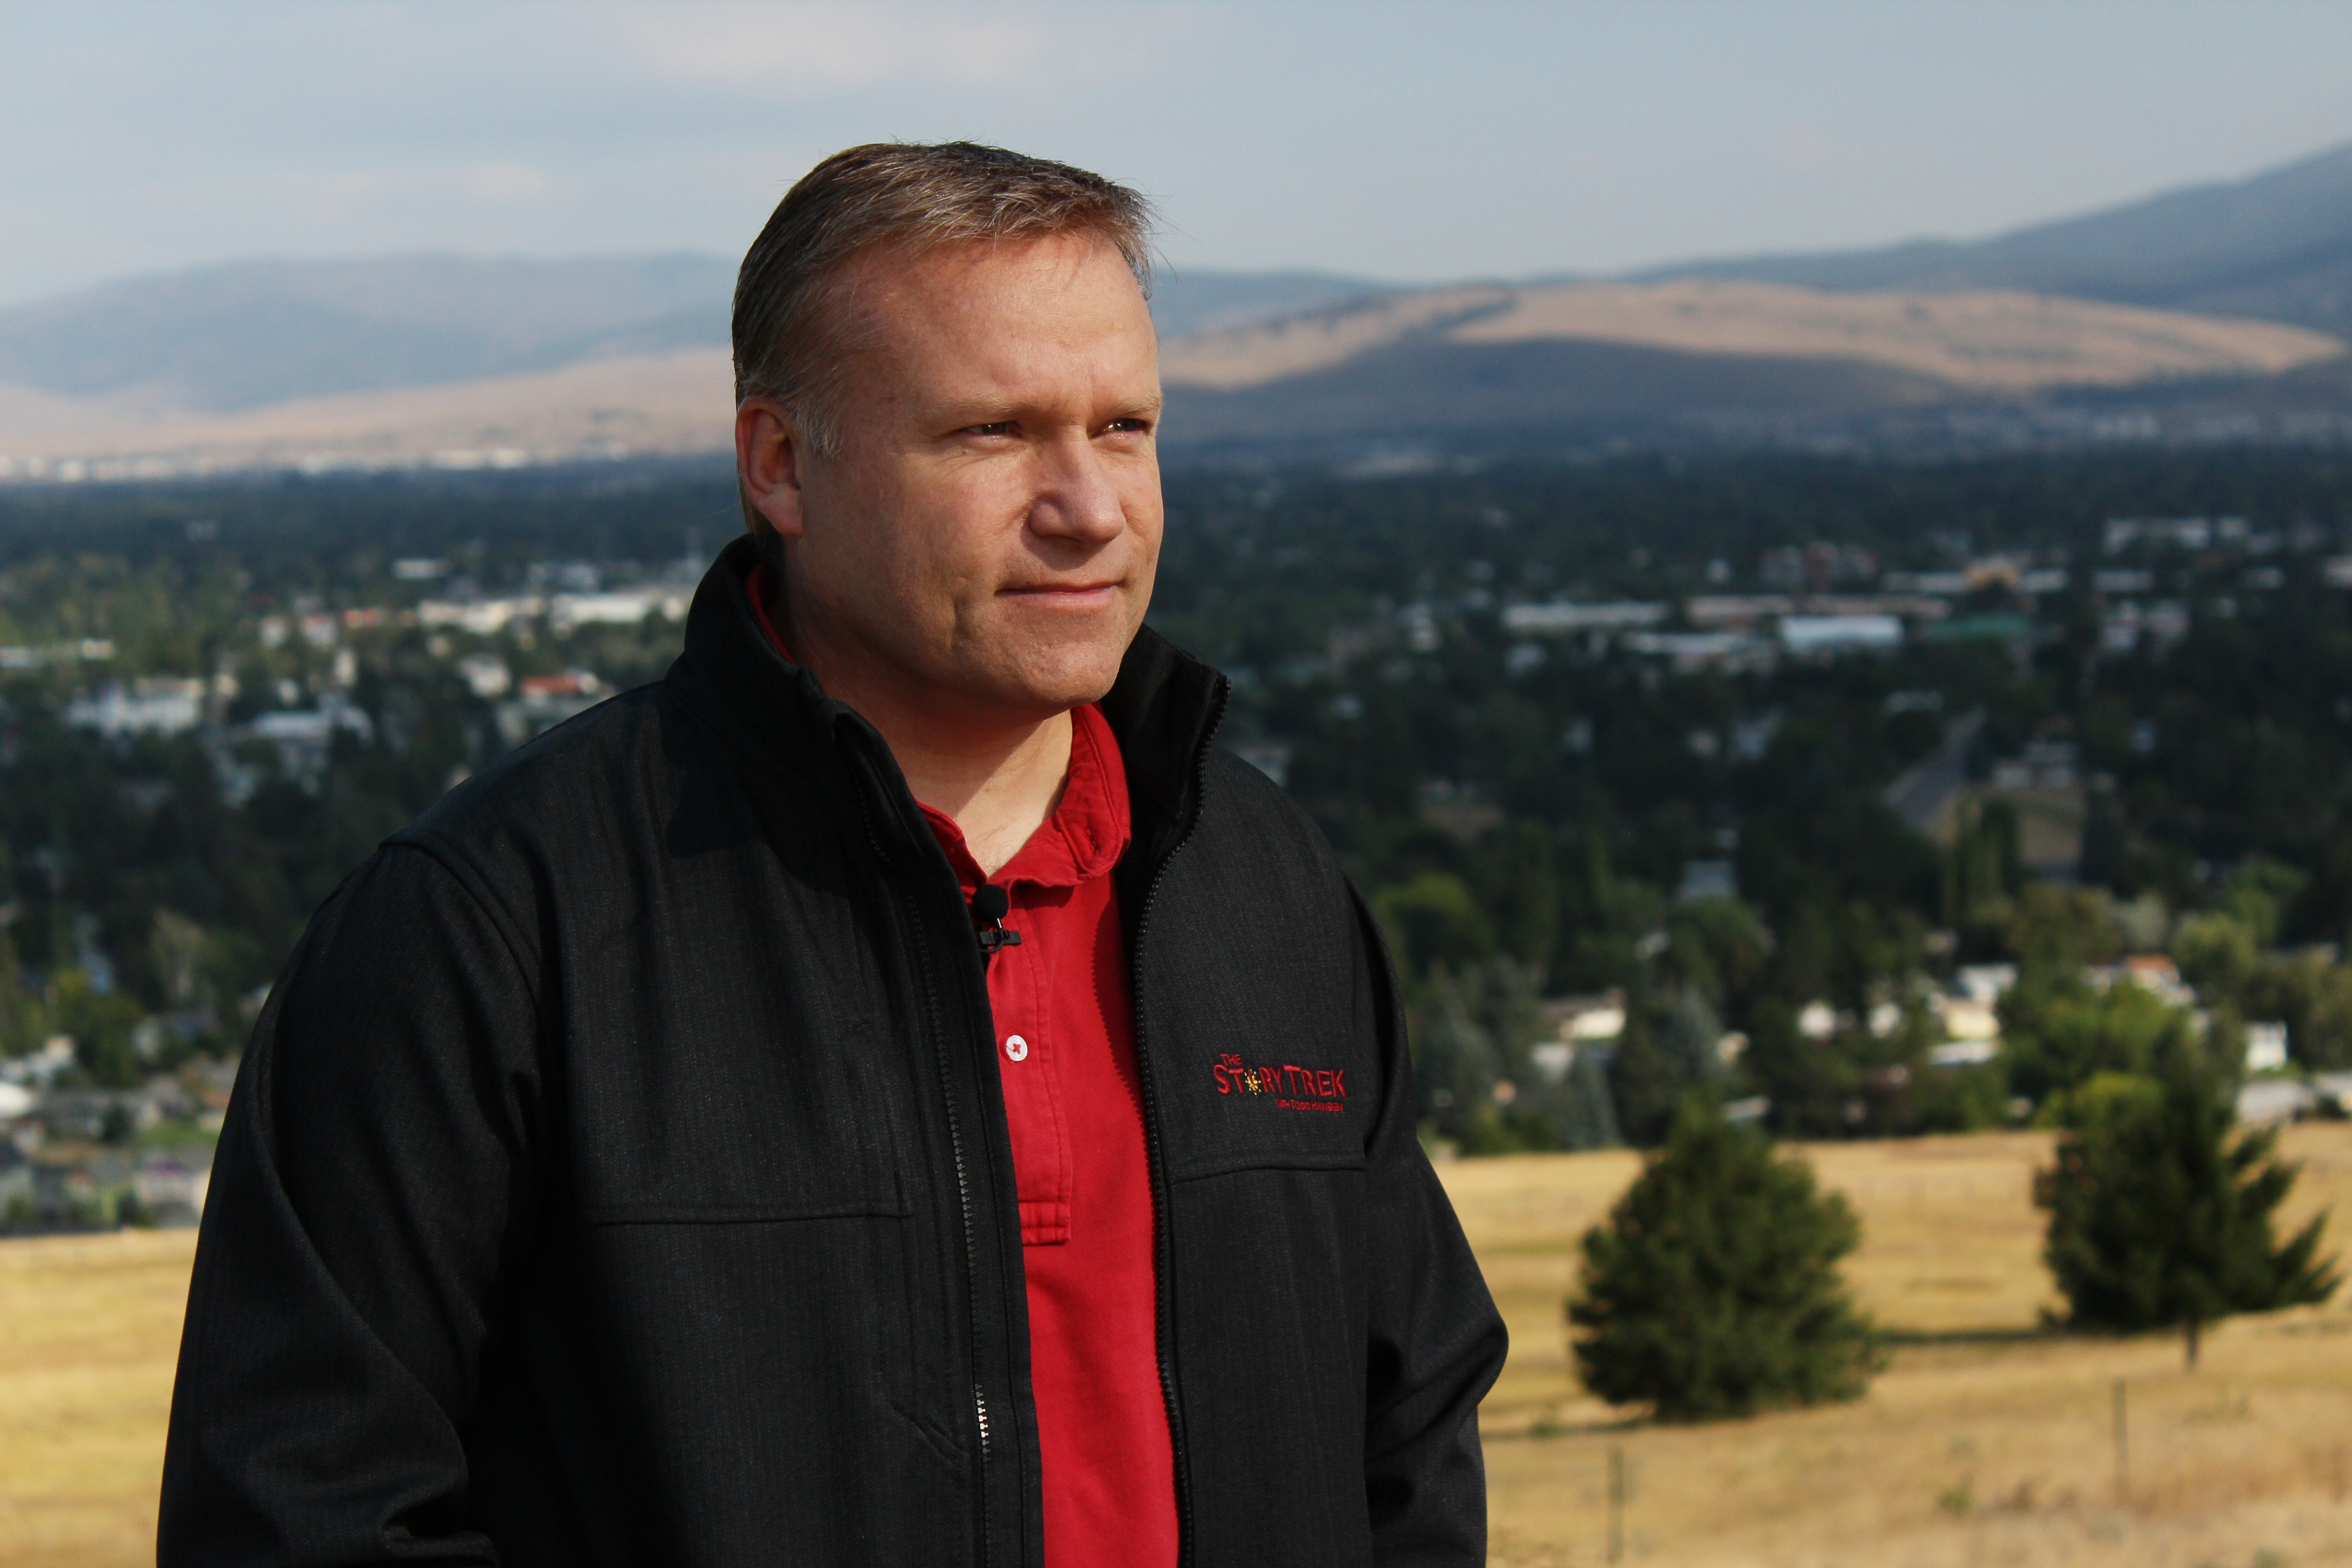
left=2, top=139, right=2347, bottom=473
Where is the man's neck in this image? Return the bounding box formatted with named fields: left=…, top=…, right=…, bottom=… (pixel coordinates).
left=770, top=573, right=1071, bottom=877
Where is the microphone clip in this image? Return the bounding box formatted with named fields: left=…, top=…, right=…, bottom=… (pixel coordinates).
left=970, top=883, right=1023, bottom=957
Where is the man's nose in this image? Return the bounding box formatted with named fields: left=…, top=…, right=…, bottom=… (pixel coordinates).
left=1027, top=429, right=1128, bottom=545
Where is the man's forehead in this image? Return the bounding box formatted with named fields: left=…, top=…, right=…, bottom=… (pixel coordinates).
left=812, top=237, right=1156, bottom=427
left=845, top=237, right=1151, bottom=354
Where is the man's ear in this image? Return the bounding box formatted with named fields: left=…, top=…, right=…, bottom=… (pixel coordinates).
left=735, top=396, right=808, bottom=540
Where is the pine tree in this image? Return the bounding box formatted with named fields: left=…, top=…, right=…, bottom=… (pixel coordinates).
left=1553, top=1044, right=1622, bottom=1151
left=1655, top=986, right=1725, bottom=1087
left=1610, top=986, right=1722, bottom=1147
left=1410, top=967, right=1498, bottom=1144
left=1568, top=1096, right=1881, bottom=1421
left=1606, top=1012, right=1681, bottom=1147
left=2037, top=1048, right=2340, bottom=1366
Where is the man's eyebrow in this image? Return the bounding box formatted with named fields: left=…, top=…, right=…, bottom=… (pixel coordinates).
left=926, top=401, right=1022, bottom=430
left=929, top=393, right=1165, bottom=427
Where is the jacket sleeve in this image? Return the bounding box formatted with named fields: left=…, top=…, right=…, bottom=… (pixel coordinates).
left=160, top=843, right=544, bottom=1566
left=1352, top=883, right=1510, bottom=1566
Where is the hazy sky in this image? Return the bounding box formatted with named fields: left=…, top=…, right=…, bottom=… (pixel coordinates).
left=3, top=0, right=2349, bottom=308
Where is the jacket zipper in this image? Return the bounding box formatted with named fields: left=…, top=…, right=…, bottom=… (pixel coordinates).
left=845, top=733, right=1000, bottom=1563
left=1127, top=685, right=1226, bottom=1568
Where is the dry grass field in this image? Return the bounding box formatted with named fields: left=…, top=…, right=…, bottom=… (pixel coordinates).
left=2, top=1127, right=2348, bottom=1566
left=0, top=1226, right=196, bottom=1567
left=1450, top=1126, right=2352, bottom=1567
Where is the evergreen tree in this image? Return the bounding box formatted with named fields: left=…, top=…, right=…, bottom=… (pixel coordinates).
left=1465, top=954, right=1550, bottom=1091
left=1552, top=1044, right=1622, bottom=1151
left=1606, top=1009, right=1681, bottom=1148
left=1568, top=1096, right=1882, bottom=1421
left=2037, top=1048, right=2340, bottom=1366
left=1610, top=985, right=1722, bottom=1147
left=1740, top=1000, right=1860, bottom=1140
left=1410, top=967, right=1499, bottom=1145
left=1655, top=985, right=1725, bottom=1087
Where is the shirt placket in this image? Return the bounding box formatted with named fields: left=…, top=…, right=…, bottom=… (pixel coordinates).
left=992, top=884, right=1073, bottom=1245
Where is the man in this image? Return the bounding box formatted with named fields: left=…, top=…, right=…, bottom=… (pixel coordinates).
left=162, top=142, right=1505, bottom=1567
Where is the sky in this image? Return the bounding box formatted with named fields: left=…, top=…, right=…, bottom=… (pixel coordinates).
left=3, top=0, right=2350, bottom=309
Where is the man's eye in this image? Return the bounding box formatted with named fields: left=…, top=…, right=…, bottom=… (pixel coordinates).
left=964, top=421, right=1017, bottom=437
left=1103, top=418, right=1153, bottom=435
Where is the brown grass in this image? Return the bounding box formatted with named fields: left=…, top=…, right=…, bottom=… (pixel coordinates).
left=0, top=346, right=733, bottom=466
left=0, top=1228, right=195, bottom=1568
left=2, top=1127, right=2348, bottom=1565
left=1447, top=1124, right=2352, bottom=1566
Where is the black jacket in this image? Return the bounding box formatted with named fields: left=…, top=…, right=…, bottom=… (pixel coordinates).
left=161, top=537, right=1506, bottom=1567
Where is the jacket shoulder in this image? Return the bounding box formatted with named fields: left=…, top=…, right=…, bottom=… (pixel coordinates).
left=1198, top=744, right=1346, bottom=879
left=385, top=681, right=700, bottom=931
left=404, top=681, right=669, bottom=836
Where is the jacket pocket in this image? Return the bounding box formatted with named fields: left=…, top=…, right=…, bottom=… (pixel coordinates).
left=569, top=1018, right=908, bottom=1225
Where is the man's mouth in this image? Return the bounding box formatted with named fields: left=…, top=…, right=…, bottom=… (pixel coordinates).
left=1002, top=581, right=1120, bottom=606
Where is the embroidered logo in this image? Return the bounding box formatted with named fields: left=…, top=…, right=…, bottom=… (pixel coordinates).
left=1213, top=1052, right=1346, bottom=1114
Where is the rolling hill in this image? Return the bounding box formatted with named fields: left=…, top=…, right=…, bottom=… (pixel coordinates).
left=1155, top=279, right=2345, bottom=451
left=4, top=137, right=2350, bottom=474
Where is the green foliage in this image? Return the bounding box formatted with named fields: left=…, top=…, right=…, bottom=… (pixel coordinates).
left=2173, top=897, right=2352, bottom=1071
left=1607, top=1011, right=1686, bottom=1150
left=1654, top=986, right=1726, bottom=1088
left=47, top=969, right=145, bottom=1088
left=1659, top=897, right=1773, bottom=1019
left=2244, top=954, right=2352, bottom=1070
left=1568, top=1097, right=1882, bottom=1421
left=2031, top=1068, right=2164, bottom=1132
left=1408, top=966, right=1500, bottom=1144
left=1408, top=955, right=1621, bottom=1152
left=0, top=930, right=42, bottom=1055
left=2006, top=884, right=2122, bottom=976
left=2001, top=976, right=2195, bottom=1104
left=2173, top=911, right=2260, bottom=1003
left=2220, top=860, right=2306, bottom=951
left=1945, top=797, right=2022, bottom=944
left=1737, top=1000, right=1861, bottom=1139
left=1904, top=1060, right=2012, bottom=1134
left=1374, top=873, right=1495, bottom=979
left=1548, top=1044, right=1623, bottom=1152
left=2037, top=1050, right=2340, bottom=1363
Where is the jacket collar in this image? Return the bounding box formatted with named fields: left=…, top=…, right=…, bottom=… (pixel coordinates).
left=670, top=534, right=1228, bottom=871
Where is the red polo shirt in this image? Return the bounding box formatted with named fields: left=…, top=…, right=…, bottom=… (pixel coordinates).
left=748, top=573, right=1176, bottom=1567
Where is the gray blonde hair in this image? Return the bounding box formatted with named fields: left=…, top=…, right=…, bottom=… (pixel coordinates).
left=732, top=142, right=1156, bottom=539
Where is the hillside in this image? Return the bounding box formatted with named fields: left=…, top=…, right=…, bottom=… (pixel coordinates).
left=0, top=349, right=734, bottom=476
left=1159, top=278, right=2346, bottom=451
left=5, top=136, right=2352, bottom=472
left=0, top=255, right=1377, bottom=416
left=1162, top=279, right=2340, bottom=394
left=1647, top=139, right=2352, bottom=337
left=6, top=276, right=2335, bottom=476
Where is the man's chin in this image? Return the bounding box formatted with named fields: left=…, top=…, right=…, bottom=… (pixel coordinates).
left=970, top=648, right=1128, bottom=721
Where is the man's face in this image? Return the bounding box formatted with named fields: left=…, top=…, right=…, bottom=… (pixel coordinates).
left=753, top=233, right=1163, bottom=730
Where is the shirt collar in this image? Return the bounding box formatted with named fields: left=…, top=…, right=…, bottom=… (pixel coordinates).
left=925, top=703, right=1129, bottom=892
